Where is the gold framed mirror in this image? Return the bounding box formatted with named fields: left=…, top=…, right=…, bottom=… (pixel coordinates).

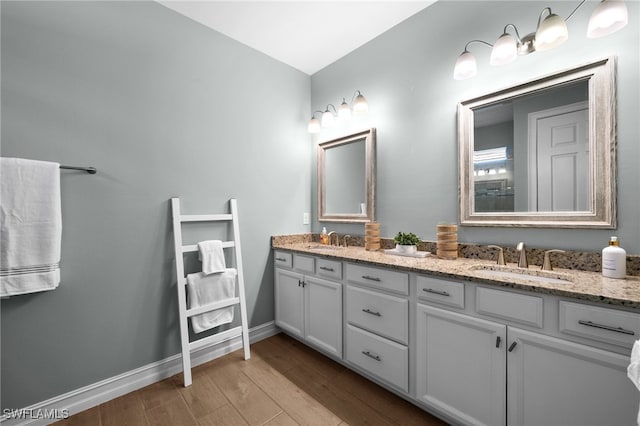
left=318, top=128, right=376, bottom=223
left=458, top=57, right=616, bottom=228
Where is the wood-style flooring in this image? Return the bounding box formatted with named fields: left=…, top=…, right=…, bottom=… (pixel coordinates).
left=54, top=333, right=447, bottom=425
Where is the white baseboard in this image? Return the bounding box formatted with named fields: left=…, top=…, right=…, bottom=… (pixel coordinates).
left=1, top=322, right=279, bottom=426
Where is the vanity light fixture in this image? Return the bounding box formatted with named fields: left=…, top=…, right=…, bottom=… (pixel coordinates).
left=308, top=90, right=368, bottom=133
left=453, top=0, right=628, bottom=80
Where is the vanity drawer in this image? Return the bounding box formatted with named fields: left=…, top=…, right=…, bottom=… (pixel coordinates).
left=316, top=258, right=342, bottom=280
left=274, top=251, right=293, bottom=269
left=559, top=301, right=640, bottom=348
left=346, top=263, right=409, bottom=295
left=293, top=254, right=315, bottom=274
left=476, top=287, right=543, bottom=328
left=346, top=285, right=408, bottom=344
left=346, top=324, right=408, bottom=392
left=417, top=276, right=465, bottom=309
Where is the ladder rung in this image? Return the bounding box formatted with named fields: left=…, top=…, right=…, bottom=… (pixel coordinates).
left=189, top=326, right=244, bottom=351
left=186, top=297, right=240, bottom=317
left=182, top=241, right=235, bottom=253
left=180, top=214, right=232, bottom=222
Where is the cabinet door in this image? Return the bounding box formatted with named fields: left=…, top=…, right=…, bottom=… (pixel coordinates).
left=305, top=276, right=342, bottom=358
left=507, top=327, right=638, bottom=426
left=274, top=269, right=304, bottom=338
left=416, top=304, right=506, bottom=426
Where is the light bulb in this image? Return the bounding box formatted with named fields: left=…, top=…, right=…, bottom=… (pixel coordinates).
left=338, top=99, right=351, bottom=120
left=321, top=110, right=334, bottom=128
left=535, top=13, right=568, bottom=51
left=453, top=50, right=477, bottom=80
left=353, top=92, right=368, bottom=114
left=490, top=33, right=518, bottom=66
left=588, top=0, right=628, bottom=38
left=308, top=117, right=321, bottom=133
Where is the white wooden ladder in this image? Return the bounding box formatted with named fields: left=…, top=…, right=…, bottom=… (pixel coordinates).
left=170, top=198, right=250, bottom=386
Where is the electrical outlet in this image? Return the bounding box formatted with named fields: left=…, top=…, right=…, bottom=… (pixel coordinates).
left=303, top=212, right=310, bottom=225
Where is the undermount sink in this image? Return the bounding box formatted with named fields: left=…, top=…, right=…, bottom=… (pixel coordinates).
left=469, top=264, right=574, bottom=285
left=304, top=244, right=344, bottom=252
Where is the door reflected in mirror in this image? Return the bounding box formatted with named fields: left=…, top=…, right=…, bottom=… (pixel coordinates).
left=473, top=80, right=589, bottom=213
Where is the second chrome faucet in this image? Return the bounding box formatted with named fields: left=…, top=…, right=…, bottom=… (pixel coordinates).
left=516, top=242, right=528, bottom=268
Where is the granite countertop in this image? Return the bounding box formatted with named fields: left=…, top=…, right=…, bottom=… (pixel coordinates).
left=272, top=241, right=640, bottom=310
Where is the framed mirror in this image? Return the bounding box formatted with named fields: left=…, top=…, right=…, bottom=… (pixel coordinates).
left=318, top=128, right=376, bottom=223
left=458, top=57, right=616, bottom=228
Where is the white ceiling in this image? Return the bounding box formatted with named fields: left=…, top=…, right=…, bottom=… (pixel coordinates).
left=158, top=1, right=436, bottom=75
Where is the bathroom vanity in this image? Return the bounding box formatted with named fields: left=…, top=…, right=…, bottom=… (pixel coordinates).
left=272, top=240, right=640, bottom=426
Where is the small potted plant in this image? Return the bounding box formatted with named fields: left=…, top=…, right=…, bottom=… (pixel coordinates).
left=393, top=232, right=421, bottom=254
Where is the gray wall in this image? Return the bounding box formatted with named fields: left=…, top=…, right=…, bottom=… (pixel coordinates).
left=1, top=1, right=310, bottom=409
left=311, top=0, right=640, bottom=253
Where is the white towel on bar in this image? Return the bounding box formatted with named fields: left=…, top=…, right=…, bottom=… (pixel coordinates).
left=628, top=339, right=640, bottom=425
left=186, top=268, right=236, bottom=333
left=0, top=157, right=62, bottom=297
left=198, top=240, right=226, bottom=275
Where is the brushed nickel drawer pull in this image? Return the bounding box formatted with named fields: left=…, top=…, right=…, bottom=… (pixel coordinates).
left=423, top=288, right=451, bottom=297
left=361, top=350, right=381, bottom=361
left=578, top=320, right=635, bottom=335
left=362, top=275, right=381, bottom=282
left=276, top=257, right=287, bottom=262
left=362, top=308, right=382, bottom=317
left=320, top=266, right=335, bottom=272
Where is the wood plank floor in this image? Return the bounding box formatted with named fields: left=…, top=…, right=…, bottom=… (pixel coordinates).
left=54, top=333, right=447, bottom=425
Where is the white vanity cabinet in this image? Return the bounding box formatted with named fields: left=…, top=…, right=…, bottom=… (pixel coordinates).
left=507, top=327, right=637, bottom=426
left=274, top=251, right=343, bottom=358
left=416, top=303, right=507, bottom=426
left=345, top=263, right=410, bottom=392
left=416, top=276, right=640, bottom=426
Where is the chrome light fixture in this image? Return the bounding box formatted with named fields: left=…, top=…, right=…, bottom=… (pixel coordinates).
left=453, top=0, right=628, bottom=80
left=308, top=90, right=368, bottom=133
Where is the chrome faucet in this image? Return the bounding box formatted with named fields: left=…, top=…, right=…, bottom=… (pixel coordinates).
left=516, top=242, right=528, bottom=268
left=487, top=245, right=506, bottom=266
left=327, top=231, right=338, bottom=247
left=542, top=249, right=566, bottom=271
left=343, top=235, right=352, bottom=248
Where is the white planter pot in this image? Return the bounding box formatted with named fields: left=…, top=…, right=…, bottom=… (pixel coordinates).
left=396, top=244, right=417, bottom=254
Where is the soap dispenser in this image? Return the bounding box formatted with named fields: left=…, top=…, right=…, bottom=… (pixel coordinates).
left=320, top=227, right=329, bottom=245
left=602, top=236, right=626, bottom=279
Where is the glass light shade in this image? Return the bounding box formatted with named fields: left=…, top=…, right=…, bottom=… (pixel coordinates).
left=490, top=33, right=518, bottom=66
left=453, top=51, right=477, bottom=80
left=338, top=100, right=352, bottom=120
left=353, top=93, right=368, bottom=114
left=307, top=117, right=321, bottom=133
left=587, top=0, right=628, bottom=38
left=535, top=13, right=568, bottom=51
left=321, top=110, right=335, bottom=128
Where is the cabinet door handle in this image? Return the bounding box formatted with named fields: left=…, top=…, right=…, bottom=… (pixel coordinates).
left=508, top=341, right=518, bottom=352
left=578, top=320, right=635, bottom=335
left=361, top=350, right=381, bottom=362
left=496, top=336, right=501, bottom=348
left=298, top=280, right=302, bottom=287
left=319, top=266, right=335, bottom=272
left=362, top=308, right=382, bottom=317
left=276, top=257, right=287, bottom=262
left=423, top=288, right=451, bottom=297
left=362, top=275, right=381, bottom=282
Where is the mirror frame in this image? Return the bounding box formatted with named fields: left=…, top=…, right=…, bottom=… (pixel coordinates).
left=458, top=57, right=616, bottom=228
left=318, top=128, right=376, bottom=223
